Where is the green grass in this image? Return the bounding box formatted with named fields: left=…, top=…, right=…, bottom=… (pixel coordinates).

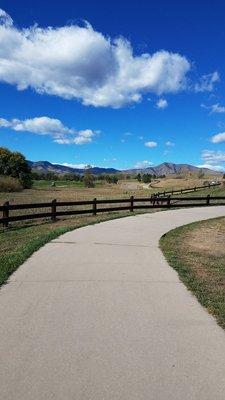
left=160, top=217, right=225, bottom=329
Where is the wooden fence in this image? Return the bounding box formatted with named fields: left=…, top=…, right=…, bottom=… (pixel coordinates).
left=1, top=190, right=225, bottom=228
left=150, top=181, right=221, bottom=196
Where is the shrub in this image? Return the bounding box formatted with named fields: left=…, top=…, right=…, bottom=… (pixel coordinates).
left=0, top=175, right=23, bottom=192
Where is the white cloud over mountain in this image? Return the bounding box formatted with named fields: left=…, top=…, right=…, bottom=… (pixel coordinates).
left=0, top=116, right=96, bottom=144
left=201, top=150, right=225, bottom=164
left=0, top=8, right=192, bottom=108
left=197, top=163, right=225, bottom=172
left=135, top=160, right=153, bottom=168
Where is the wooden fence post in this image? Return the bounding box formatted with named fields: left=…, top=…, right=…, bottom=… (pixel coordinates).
left=171, top=189, right=173, bottom=195
left=206, top=194, right=210, bottom=205
left=3, top=201, right=9, bottom=227
left=93, top=198, right=97, bottom=216
left=130, top=195, right=134, bottom=212
left=194, top=186, right=196, bottom=192
left=51, top=199, right=57, bottom=221
left=167, top=195, right=171, bottom=208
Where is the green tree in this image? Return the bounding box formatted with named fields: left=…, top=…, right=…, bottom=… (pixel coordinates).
left=0, top=147, right=32, bottom=188
left=142, top=174, right=152, bottom=183
left=136, top=173, right=142, bottom=182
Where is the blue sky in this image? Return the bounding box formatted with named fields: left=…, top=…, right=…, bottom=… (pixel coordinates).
left=1, top=0, right=225, bottom=170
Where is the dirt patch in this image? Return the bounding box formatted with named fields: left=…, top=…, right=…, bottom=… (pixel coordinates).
left=185, top=218, right=225, bottom=257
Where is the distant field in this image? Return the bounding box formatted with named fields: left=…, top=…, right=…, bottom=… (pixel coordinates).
left=0, top=179, right=151, bottom=205
left=150, top=174, right=221, bottom=191
left=0, top=177, right=224, bottom=206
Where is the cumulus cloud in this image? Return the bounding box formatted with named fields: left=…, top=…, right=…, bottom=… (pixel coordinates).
left=0, top=116, right=96, bottom=144
left=0, top=8, right=192, bottom=108
left=211, top=132, right=225, bottom=143
left=201, top=150, right=225, bottom=164
left=135, top=160, right=153, bottom=168
left=194, top=71, right=220, bottom=92
left=145, top=141, right=157, bottom=148
left=156, top=98, right=168, bottom=109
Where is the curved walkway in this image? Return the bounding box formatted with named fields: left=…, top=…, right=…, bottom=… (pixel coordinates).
left=1, top=207, right=225, bottom=400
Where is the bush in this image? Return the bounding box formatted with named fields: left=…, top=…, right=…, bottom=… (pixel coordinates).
left=0, top=175, right=23, bottom=192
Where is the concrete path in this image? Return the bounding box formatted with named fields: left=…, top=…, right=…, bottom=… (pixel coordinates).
left=1, top=207, right=225, bottom=400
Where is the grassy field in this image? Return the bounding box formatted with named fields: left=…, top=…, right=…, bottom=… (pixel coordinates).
left=160, top=217, right=225, bottom=329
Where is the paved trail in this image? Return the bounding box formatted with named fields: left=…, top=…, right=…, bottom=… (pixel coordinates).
left=1, top=207, right=225, bottom=400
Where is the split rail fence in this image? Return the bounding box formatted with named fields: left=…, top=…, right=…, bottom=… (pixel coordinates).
left=0, top=182, right=223, bottom=227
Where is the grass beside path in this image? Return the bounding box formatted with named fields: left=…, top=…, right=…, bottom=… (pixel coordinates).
left=160, top=217, right=225, bottom=329
left=0, top=210, right=153, bottom=288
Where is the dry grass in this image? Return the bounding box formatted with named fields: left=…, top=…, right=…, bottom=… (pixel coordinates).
left=151, top=173, right=220, bottom=190
left=0, top=179, right=151, bottom=205
left=160, top=217, right=225, bottom=329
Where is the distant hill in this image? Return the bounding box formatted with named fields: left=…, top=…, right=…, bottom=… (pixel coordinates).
left=126, top=162, right=221, bottom=176
left=29, top=160, right=221, bottom=176
left=28, top=161, right=119, bottom=175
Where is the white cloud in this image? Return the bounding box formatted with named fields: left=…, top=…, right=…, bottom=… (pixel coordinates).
left=197, top=164, right=225, bottom=172
left=0, top=8, right=191, bottom=108
left=194, top=71, right=220, bottom=92
left=0, top=116, right=96, bottom=145
left=156, top=98, right=168, bottom=109
left=211, top=132, right=225, bottom=143
left=210, top=104, right=225, bottom=113
left=59, top=162, right=92, bottom=169
left=135, top=160, right=153, bottom=168
left=201, top=103, right=225, bottom=114
left=145, top=141, right=157, bottom=148
left=201, top=150, right=225, bottom=164
left=0, top=9, right=13, bottom=27
left=165, top=140, right=174, bottom=147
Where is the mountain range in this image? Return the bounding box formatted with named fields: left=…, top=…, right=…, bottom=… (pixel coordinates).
left=29, top=161, right=221, bottom=176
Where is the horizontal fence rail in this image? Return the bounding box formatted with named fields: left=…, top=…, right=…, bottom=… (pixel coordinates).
left=1, top=185, right=225, bottom=227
